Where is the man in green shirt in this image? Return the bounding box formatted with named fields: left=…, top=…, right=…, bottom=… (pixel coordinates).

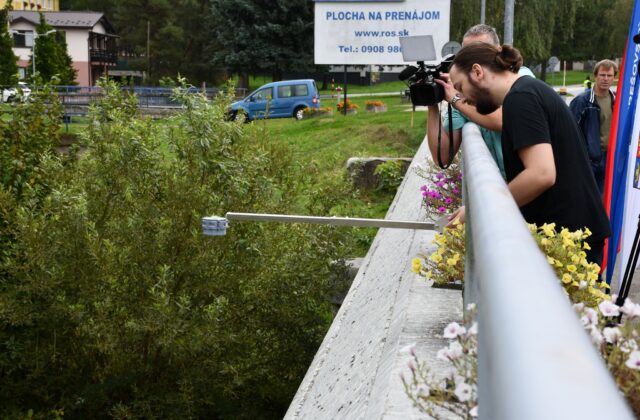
left=569, top=59, right=617, bottom=195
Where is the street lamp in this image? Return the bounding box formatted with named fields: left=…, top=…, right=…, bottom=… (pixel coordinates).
left=32, top=29, right=57, bottom=77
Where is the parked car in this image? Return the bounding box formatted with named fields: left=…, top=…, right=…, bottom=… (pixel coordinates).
left=2, top=82, right=31, bottom=103
left=229, top=79, right=320, bottom=121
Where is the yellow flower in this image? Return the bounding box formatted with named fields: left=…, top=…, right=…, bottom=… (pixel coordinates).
left=560, top=228, right=571, bottom=239
left=571, top=255, right=580, bottom=264
left=567, top=264, right=577, bottom=273
left=430, top=253, right=443, bottom=263
left=555, top=260, right=564, bottom=268
left=541, top=223, right=556, bottom=237
left=587, top=272, right=598, bottom=281
left=540, top=238, right=550, bottom=246
left=547, top=256, right=556, bottom=265
left=563, top=238, right=575, bottom=248
left=425, top=270, right=433, bottom=279
left=599, top=281, right=610, bottom=289
left=411, top=258, right=422, bottom=273
left=583, top=242, right=591, bottom=250
left=562, top=273, right=572, bottom=284
left=584, top=227, right=592, bottom=237
left=447, top=257, right=458, bottom=266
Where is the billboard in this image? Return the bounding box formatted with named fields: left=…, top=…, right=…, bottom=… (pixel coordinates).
left=314, top=0, right=451, bottom=65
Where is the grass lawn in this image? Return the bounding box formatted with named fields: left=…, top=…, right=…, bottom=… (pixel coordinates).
left=259, top=95, right=427, bottom=253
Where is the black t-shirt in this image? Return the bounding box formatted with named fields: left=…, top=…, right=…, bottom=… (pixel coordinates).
left=502, top=77, right=611, bottom=242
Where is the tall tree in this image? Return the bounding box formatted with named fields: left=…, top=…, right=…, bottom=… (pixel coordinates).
left=0, top=4, right=18, bottom=86
left=209, top=0, right=315, bottom=86
left=59, top=0, right=115, bottom=15
left=111, top=0, right=218, bottom=84
left=31, top=13, right=77, bottom=84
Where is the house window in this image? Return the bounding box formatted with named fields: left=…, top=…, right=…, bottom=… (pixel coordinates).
left=18, top=67, right=26, bottom=80
left=13, top=30, right=34, bottom=48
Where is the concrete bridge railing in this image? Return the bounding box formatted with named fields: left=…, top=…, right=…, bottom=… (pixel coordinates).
left=284, top=137, right=461, bottom=419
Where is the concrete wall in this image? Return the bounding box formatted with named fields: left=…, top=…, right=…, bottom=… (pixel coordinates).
left=285, top=138, right=463, bottom=419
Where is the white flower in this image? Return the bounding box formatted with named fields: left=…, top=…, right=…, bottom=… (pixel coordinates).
left=620, top=339, right=638, bottom=353
left=437, top=341, right=464, bottom=361
left=416, top=385, right=430, bottom=398
left=469, top=406, right=479, bottom=417
left=447, top=341, right=464, bottom=360
left=468, top=322, right=478, bottom=336
left=620, top=300, right=640, bottom=320
left=573, top=302, right=585, bottom=312
left=580, top=308, right=599, bottom=326
left=579, top=280, right=588, bottom=290
left=588, top=325, right=604, bottom=346
left=443, top=322, right=467, bottom=339
left=466, top=303, right=476, bottom=312
left=400, top=343, right=417, bottom=356
left=603, top=327, right=622, bottom=344
left=625, top=351, right=640, bottom=370
left=454, top=382, right=473, bottom=402
left=599, top=300, right=620, bottom=317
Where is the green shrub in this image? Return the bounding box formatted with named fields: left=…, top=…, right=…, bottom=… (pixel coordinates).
left=0, top=81, right=350, bottom=418
left=374, top=160, right=405, bottom=192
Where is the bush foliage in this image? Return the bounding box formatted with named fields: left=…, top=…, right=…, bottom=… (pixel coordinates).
left=0, top=81, right=351, bottom=418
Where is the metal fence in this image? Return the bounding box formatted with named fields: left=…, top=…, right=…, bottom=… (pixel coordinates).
left=460, top=122, right=633, bottom=419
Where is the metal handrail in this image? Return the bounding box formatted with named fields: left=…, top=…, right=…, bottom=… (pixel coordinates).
left=460, top=122, right=633, bottom=419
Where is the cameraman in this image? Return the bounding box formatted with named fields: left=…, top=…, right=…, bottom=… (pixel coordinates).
left=426, top=24, right=534, bottom=223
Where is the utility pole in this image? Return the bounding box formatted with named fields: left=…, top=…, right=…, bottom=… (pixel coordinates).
left=146, top=20, right=150, bottom=83
left=504, top=0, right=514, bottom=45
left=480, top=0, right=486, bottom=24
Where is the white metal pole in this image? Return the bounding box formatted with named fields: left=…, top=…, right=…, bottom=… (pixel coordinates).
left=225, top=212, right=436, bottom=230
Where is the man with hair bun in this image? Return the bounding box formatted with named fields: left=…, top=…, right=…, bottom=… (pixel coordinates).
left=447, top=42, right=610, bottom=265
left=570, top=59, right=618, bottom=194
left=426, top=24, right=535, bottom=180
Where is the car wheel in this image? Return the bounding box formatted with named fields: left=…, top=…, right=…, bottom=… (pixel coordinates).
left=294, top=106, right=306, bottom=120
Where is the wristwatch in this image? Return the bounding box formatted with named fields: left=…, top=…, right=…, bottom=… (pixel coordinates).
left=450, top=93, right=462, bottom=106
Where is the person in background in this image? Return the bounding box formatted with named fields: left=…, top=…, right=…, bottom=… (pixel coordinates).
left=570, top=60, right=617, bottom=195
left=583, top=75, right=592, bottom=90
left=448, top=43, right=610, bottom=265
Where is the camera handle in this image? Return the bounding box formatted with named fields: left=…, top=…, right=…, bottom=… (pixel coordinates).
left=436, top=103, right=455, bottom=169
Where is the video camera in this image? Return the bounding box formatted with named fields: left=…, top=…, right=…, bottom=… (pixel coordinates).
left=398, top=35, right=455, bottom=106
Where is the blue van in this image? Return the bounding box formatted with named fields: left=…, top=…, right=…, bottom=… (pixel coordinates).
left=229, top=79, right=320, bottom=121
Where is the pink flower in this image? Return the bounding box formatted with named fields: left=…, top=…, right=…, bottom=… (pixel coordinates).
left=445, top=197, right=453, bottom=204
left=580, top=307, right=599, bottom=326
left=420, top=185, right=428, bottom=191
left=422, top=191, right=428, bottom=197
left=598, top=300, right=620, bottom=317
left=452, top=187, right=460, bottom=194
left=620, top=299, right=640, bottom=319
left=625, top=351, right=640, bottom=370
left=438, top=206, right=446, bottom=213
left=443, top=322, right=466, bottom=339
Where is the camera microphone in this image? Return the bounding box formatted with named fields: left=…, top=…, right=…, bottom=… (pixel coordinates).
left=398, top=65, right=418, bottom=81
left=634, top=33, right=640, bottom=44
